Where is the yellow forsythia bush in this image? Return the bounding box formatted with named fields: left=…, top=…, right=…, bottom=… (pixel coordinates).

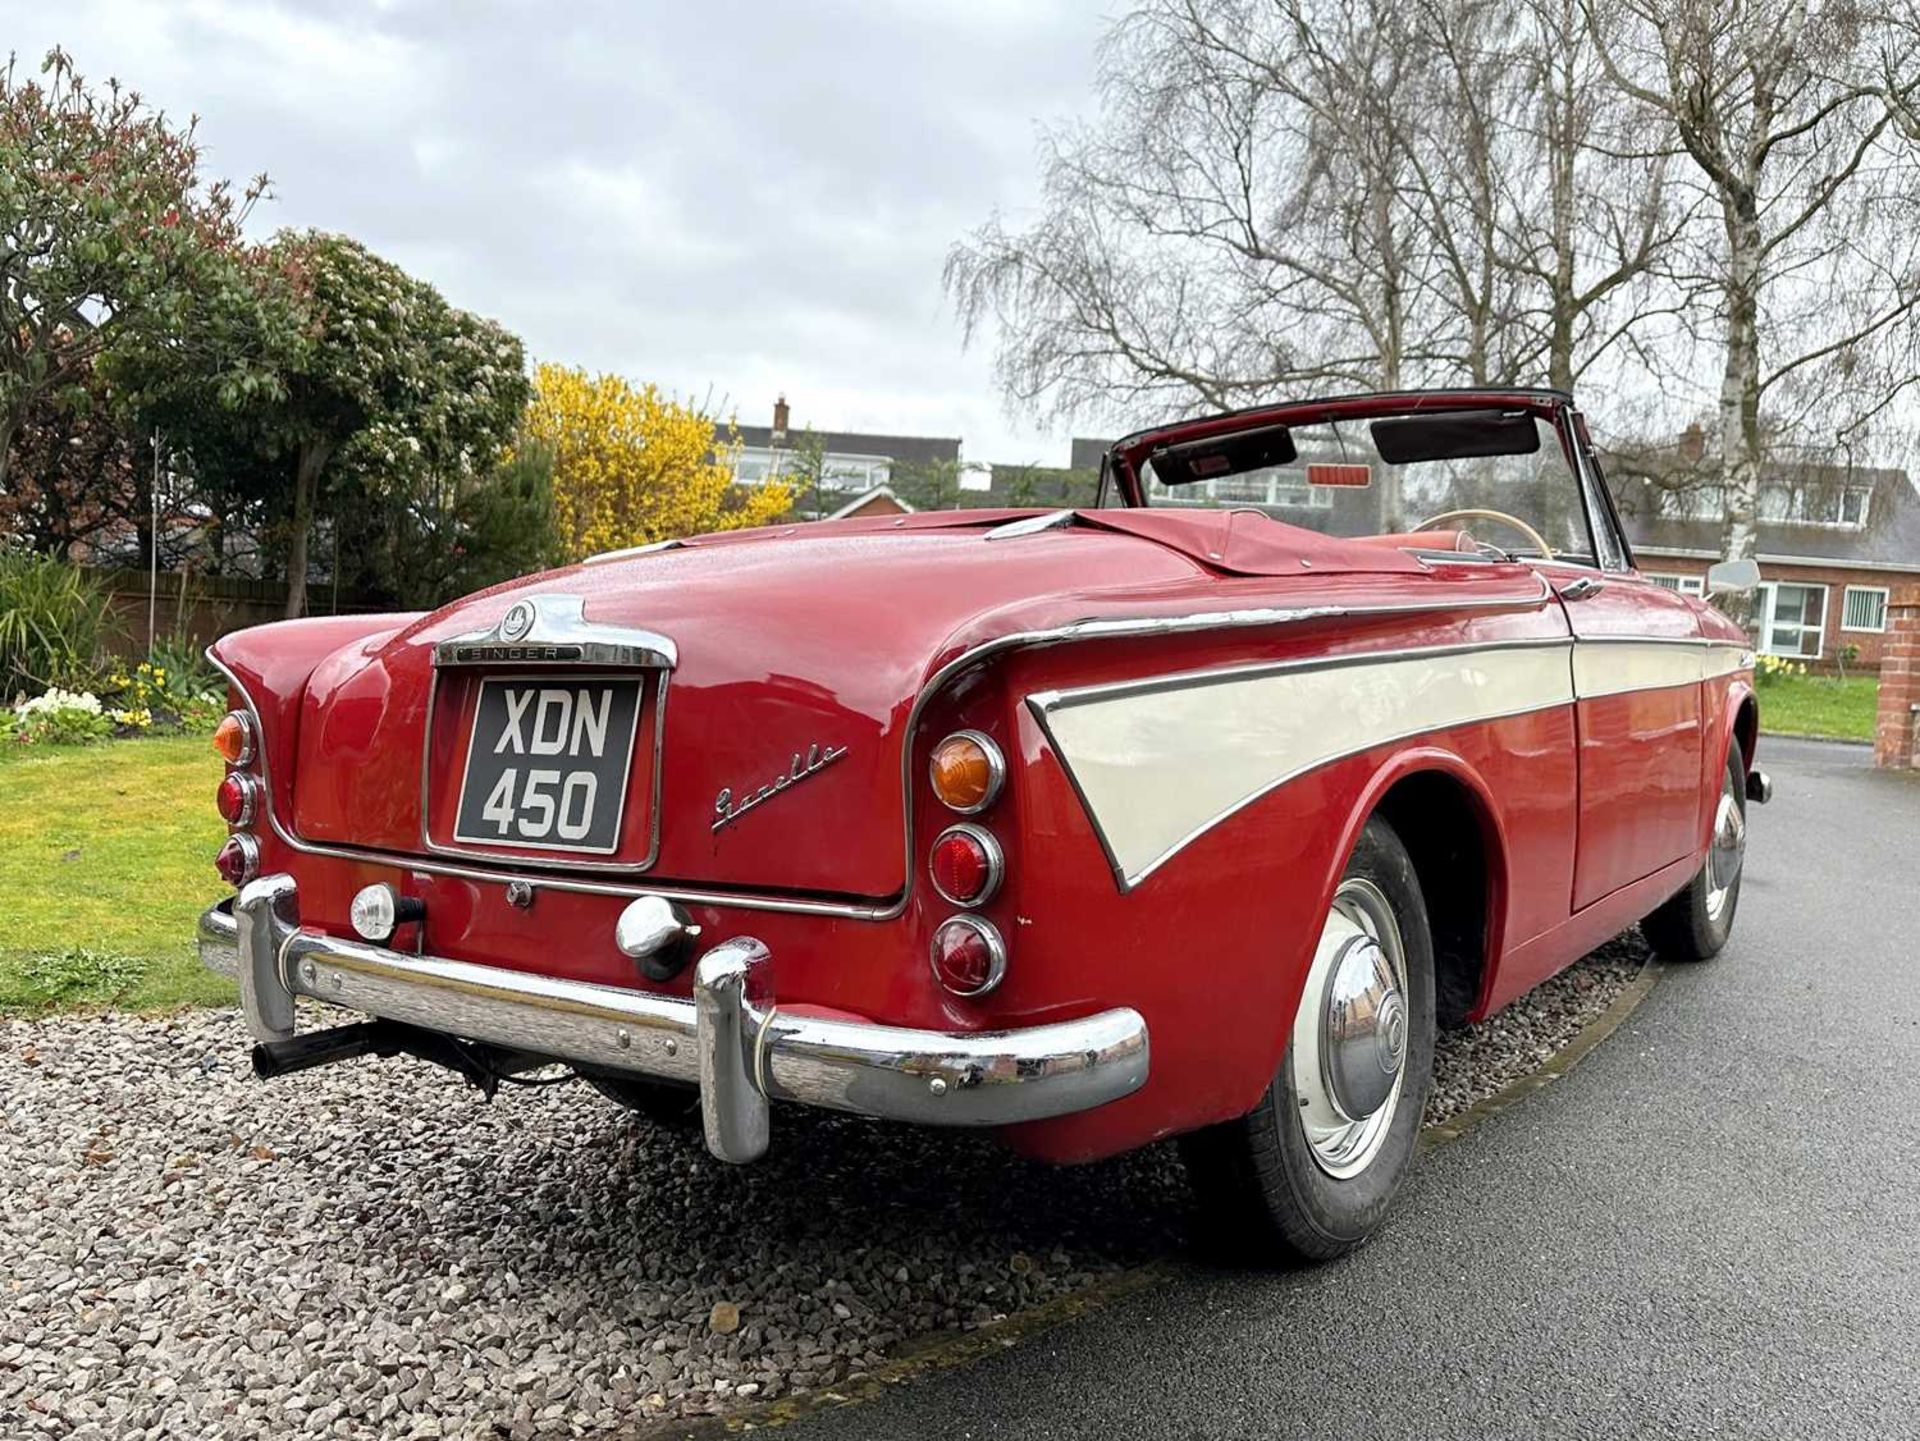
left=524, top=363, right=793, bottom=561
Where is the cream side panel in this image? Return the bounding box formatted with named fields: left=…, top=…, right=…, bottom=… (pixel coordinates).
left=1037, top=645, right=1575, bottom=887
left=1572, top=641, right=1754, bottom=698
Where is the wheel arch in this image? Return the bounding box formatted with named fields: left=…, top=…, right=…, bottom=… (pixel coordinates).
left=1330, top=749, right=1511, bottom=1030
left=1731, top=687, right=1759, bottom=771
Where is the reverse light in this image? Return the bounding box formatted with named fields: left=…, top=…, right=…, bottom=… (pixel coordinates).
left=930, top=915, right=1007, bottom=998
left=214, top=834, right=260, bottom=888
left=929, top=730, right=1004, bottom=813
left=349, top=883, right=425, bottom=944
left=211, top=710, right=256, bottom=766
left=929, top=824, right=1003, bottom=907
left=215, top=773, right=260, bottom=827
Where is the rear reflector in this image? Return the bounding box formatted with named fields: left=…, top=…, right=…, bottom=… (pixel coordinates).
left=215, top=834, right=260, bottom=887
left=930, top=915, right=1007, bottom=997
left=929, top=824, right=1003, bottom=907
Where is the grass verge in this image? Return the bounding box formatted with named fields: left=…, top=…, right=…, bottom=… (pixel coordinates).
left=0, top=735, right=234, bottom=1015
left=1756, top=672, right=1878, bottom=742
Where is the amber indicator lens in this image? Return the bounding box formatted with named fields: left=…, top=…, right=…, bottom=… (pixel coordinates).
left=211, top=711, right=254, bottom=765
left=929, top=731, right=1003, bottom=812
left=930, top=916, right=1007, bottom=997
left=215, top=774, right=256, bottom=826
left=214, top=835, right=259, bottom=887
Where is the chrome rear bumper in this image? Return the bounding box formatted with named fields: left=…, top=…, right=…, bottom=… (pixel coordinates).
left=198, top=875, right=1149, bottom=1164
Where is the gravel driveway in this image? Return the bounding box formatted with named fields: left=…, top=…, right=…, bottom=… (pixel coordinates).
left=0, top=935, right=1645, bottom=1439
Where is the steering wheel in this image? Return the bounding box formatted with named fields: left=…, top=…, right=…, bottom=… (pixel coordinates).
left=1409, top=508, right=1554, bottom=560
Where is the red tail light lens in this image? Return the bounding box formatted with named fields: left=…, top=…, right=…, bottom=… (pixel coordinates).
left=215, top=773, right=259, bottom=827
left=214, top=834, right=260, bottom=887
left=929, top=824, right=1003, bottom=907
left=212, top=711, right=255, bottom=765
left=930, top=916, right=1007, bottom=997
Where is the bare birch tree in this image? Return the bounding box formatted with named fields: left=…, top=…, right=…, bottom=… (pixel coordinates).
left=946, top=0, right=1447, bottom=428
left=949, top=0, right=1687, bottom=438
left=1587, top=0, right=1920, bottom=583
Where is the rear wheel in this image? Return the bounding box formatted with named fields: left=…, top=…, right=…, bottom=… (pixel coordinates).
left=1181, top=817, right=1436, bottom=1265
left=1642, top=739, right=1746, bottom=963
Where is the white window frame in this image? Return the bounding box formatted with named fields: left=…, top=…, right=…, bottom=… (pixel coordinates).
left=1841, top=584, right=1890, bottom=633
left=1752, top=581, right=1829, bottom=659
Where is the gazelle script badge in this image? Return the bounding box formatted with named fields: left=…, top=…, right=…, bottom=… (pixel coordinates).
left=713, top=743, right=850, bottom=833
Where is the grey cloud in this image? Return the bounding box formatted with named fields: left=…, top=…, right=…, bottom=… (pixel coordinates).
left=3, top=0, right=1113, bottom=461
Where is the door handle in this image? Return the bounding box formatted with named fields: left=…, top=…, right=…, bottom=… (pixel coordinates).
left=1557, top=577, right=1605, bottom=601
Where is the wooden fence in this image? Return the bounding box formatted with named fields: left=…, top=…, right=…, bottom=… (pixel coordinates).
left=95, top=569, right=388, bottom=656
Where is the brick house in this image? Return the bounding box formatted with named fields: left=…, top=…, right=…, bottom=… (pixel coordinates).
left=1610, top=461, right=1920, bottom=670
left=718, top=396, right=962, bottom=513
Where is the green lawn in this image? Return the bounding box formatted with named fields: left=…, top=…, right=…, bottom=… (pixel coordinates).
left=1757, top=672, right=1880, bottom=743
left=0, top=735, right=235, bottom=1015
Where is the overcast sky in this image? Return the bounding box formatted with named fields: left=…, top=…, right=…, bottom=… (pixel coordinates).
left=5, top=0, right=1114, bottom=464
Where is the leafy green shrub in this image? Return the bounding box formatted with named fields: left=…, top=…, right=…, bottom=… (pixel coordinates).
left=149, top=636, right=223, bottom=697
left=0, top=546, right=113, bottom=699
left=10, top=687, right=114, bottom=744
left=102, top=650, right=224, bottom=736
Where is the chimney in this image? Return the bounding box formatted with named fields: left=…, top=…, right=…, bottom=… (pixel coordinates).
left=772, top=394, right=790, bottom=442
left=1679, top=422, right=1705, bottom=465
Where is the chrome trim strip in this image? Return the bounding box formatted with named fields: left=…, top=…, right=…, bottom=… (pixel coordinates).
left=432, top=595, right=678, bottom=670
left=1029, top=638, right=1578, bottom=891
left=985, top=509, right=1077, bottom=540
left=208, top=576, right=1553, bottom=920
left=581, top=538, right=687, bottom=566
left=211, top=880, right=1149, bottom=1164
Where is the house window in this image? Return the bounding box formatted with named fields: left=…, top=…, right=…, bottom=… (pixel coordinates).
left=1149, top=465, right=1334, bottom=509
left=1757, top=482, right=1872, bottom=527
left=1842, top=585, right=1889, bottom=633
left=1751, top=582, right=1827, bottom=659
left=1646, top=573, right=1705, bottom=596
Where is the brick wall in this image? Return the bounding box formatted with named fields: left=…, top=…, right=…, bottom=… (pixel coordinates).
left=1874, top=586, right=1920, bottom=769
left=1634, top=556, right=1916, bottom=673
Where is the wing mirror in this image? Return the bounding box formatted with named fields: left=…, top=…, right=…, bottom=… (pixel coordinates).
left=1705, top=558, right=1761, bottom=596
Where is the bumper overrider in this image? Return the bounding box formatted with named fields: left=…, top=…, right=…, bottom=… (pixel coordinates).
left=197, top=875, right=1149, bottom=1164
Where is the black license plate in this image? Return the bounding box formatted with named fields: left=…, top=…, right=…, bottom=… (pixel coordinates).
left=453, top=678, right=643, bottom=854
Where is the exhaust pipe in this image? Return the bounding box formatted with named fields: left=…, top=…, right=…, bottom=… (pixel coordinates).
left=252, top=1020, right=399, bottom=1079
left=250, top=1018, right=547, bottom=1098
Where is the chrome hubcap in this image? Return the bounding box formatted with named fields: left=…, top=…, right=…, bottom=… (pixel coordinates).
left=1292, top=877, right=1409, bottom=1179
left=1706, top=776, right=1745, bottom=922
left=1321, top=935, right=1404, bottom=1120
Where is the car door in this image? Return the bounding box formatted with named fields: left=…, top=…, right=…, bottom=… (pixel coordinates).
left=1540, top=562, right=1707, bottom=912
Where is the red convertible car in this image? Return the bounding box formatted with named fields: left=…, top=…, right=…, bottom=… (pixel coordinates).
left=197, top=388, right=1768, bottom=1263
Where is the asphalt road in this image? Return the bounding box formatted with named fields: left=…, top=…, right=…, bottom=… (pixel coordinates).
left=778, top=738, right=1920, bottom=1440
